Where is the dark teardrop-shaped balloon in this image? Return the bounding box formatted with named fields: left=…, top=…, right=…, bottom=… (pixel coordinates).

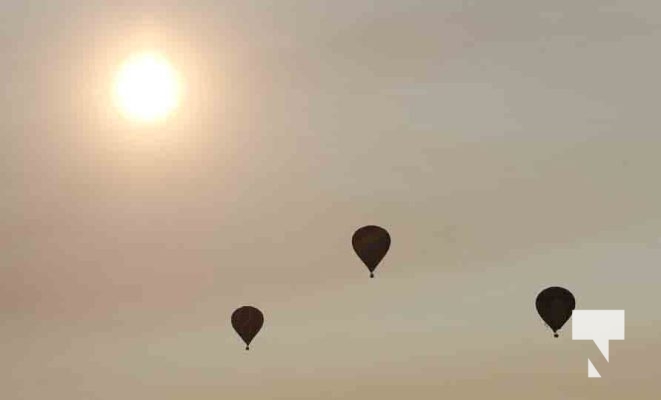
left=231, top=306, right=264, bottom=350
left=535, top=287, right=576, bottom=338
left=352, top=225, right=391, bottom=278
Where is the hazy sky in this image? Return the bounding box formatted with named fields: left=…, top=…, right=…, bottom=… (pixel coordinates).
left=2, top=1, right=661, bottom=398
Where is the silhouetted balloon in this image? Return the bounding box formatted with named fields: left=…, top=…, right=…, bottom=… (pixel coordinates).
left=535, top=287, right=576, bottom=338
left=231, top=306, right=264, bottom=350
left=352, top=225, right=390, bottom=278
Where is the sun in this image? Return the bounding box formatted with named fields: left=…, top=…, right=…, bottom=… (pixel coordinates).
left=114, top=53, right=181, bottom=123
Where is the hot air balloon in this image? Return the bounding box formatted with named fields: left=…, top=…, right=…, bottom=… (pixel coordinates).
left=231, top=306, right=264, bottom=350
left=352, top=225, right=390, bottom=278
left=535, top=287, right=576, bottom=338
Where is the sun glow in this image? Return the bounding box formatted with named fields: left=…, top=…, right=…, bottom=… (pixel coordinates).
left=114, top=53, right=181, bottom=123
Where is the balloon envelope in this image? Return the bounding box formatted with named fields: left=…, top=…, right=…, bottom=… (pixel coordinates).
left=535, top=287, right=575, bottom=337
left=352, top=225, right=390, bottom=278
left=231, top=306, right=264, bottom=350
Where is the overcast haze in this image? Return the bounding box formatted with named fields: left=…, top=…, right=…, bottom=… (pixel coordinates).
left=2, top=1, right=661, bottom=398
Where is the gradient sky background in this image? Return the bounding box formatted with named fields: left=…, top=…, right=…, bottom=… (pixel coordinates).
left=2, top=1, right=661, bottom=398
